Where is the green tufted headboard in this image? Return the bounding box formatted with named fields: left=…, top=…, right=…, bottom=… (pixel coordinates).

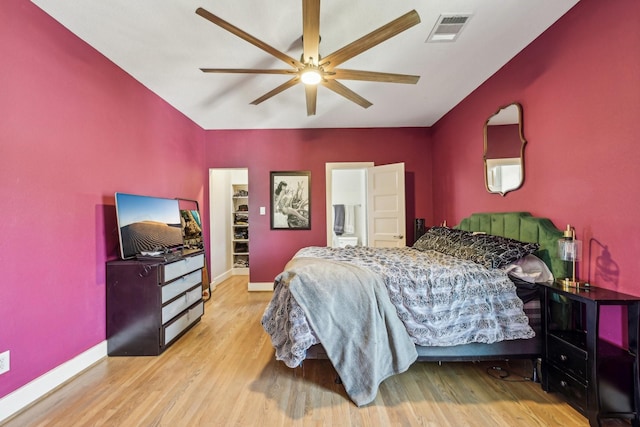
left=456, top=212, right=568, bottom=280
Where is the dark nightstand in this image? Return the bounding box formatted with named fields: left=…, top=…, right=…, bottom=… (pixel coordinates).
left=539, top=282, right=640, bottom=427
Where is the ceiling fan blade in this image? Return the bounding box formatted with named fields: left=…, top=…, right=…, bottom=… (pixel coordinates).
left=250, top=77, right=300, bottom=105
left=322, top=80, right=372, bottom=109
left=200, top=68, right=296, bottom=75
left=302, top=0, right=321, bottom=65
left=328, top=69, right=419, bottom=84
left=196, top=7, right=303, bottom=69
left=320, top=10, right=420, bottom=70
left=305, top=84, right=318, bottom=116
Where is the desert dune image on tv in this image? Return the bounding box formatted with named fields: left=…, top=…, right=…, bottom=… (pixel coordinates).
left=115, top=193, right=183, bottom=259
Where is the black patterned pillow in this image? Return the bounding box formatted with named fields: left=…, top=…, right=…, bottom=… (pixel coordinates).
left=459, top=232, right=540, bottom=269
left=412, top=226, right=467, bottom=253
left=413, top=226, right=539, bottom=269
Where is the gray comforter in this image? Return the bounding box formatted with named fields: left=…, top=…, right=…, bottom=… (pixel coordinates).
left=271, top=257, right=418, bottom=406
left=261, top=245, right=534, bottom=405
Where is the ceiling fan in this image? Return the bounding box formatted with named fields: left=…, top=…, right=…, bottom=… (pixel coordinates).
left=196, top=1, right=421, bottom=116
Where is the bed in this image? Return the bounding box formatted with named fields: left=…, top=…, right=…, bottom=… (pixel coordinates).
left=261, top=212, right=568, bottom=406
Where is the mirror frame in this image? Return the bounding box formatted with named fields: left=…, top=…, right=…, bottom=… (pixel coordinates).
left=483, top=102, right=526, bottom=196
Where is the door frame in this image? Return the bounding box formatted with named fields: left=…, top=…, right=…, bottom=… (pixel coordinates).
left=325, top=162, right=374, bottom=246
left=209, top=168, right=249, bottom=287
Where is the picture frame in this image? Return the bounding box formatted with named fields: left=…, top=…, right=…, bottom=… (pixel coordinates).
left=270, top=171, right=311, bottom=230
left=176, top=198, right=204, bottom=251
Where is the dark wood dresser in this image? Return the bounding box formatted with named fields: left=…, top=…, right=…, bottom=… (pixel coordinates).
left=106, top=252, right=205, bottom=356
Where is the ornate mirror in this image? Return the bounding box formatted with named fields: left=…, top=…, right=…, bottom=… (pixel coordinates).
left=483, top=103, right=526, bottom=196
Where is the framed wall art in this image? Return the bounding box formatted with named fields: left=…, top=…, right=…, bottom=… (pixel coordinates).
left=270, top=171, right=311, bottom=230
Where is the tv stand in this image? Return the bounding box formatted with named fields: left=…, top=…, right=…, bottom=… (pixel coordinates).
left=106, top=252, right=205, bottom=356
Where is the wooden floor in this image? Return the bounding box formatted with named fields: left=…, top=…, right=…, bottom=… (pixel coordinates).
left=5, top=276, right=629, bottom=426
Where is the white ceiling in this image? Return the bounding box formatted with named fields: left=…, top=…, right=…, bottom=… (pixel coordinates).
left=31, top=0, right=579, bottom=130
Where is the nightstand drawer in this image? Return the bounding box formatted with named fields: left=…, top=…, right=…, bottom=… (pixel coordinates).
left=547, top=334, right=587, bottom=380
left=547, top=365, right=587, bottom=413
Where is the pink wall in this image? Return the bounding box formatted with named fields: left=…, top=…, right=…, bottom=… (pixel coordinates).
left=0, top=1, right=206, bottom=398
left=431, top=0, right=640, bottom=343
left=485, top=124, right=521, bottom=158
left=205, top=128, right=433, bottom=282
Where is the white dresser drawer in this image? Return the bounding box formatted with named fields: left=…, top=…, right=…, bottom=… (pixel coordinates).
left=162, top=286, right=202, bottom=324
left=164, top=301, right=204, bottom=345
left=163, top=253, right=205, bottom=282
left=161, top=270, right=202, bottom=303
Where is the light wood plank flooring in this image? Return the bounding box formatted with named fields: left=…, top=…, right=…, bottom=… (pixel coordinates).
left=4, top=276, right=628, bottom=426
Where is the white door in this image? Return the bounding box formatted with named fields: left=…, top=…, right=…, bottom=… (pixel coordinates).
left=366, top=163, right=406, bottom=247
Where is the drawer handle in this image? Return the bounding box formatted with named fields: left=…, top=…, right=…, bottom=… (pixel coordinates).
left=560, top=354, right=568, bottom=362
left=560, top=380, right=568, bottom=388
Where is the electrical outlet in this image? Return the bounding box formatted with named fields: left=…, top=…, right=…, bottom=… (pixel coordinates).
left=0, top=350, right=10, bottom=375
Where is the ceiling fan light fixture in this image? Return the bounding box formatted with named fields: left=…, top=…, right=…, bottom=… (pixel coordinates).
left=196, top=7, right=422, bottom=112
left=300, top=65, right=322, bottom=85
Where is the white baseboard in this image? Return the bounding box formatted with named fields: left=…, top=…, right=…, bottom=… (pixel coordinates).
left=0, top=341, right=107, bottom=423
left=248, top=281, right=273, bottom=292
left=211, top=269, right=232, bottom=286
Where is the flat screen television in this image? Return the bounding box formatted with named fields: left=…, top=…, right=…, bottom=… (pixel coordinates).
left=115, top=192, right=184, bottom=259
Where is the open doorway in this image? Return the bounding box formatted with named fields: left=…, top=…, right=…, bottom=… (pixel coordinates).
left=209, top=168, right=249, bottom=287
left=326, top=162, right=407, bottom=248
left=326, top=162, right=372, bottom=247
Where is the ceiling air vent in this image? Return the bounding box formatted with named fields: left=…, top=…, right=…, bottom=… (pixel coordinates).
left=426, top=14, right=472, bottom=42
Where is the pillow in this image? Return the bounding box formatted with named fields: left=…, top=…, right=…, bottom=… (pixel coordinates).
left=413, top=226, right=540, bottom=269
left=504, top=254, right=554, bottom=284
left=412, top=226, right=463, bottom=252
left=462, top=232, right=540, bottom=269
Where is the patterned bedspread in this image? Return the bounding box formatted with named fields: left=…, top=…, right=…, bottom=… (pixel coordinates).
left=261, top=245, right=535, bottom=368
